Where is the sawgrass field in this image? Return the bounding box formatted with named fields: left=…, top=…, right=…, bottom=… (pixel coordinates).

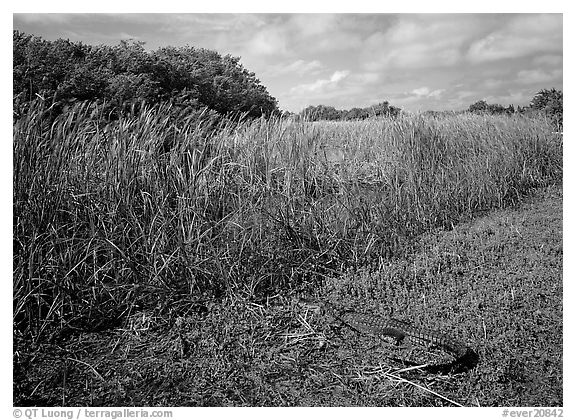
left=13, top=101, right=562, bottom=406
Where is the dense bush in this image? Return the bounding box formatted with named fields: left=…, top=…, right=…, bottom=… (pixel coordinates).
left=468, top=100, right=515, bottom=115
left=13, top=31, right=279, bottom=120
left=529, top=88, right=563, bottom=130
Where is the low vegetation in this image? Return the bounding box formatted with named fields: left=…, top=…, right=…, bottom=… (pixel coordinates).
left=14, top=185, right=562, bottom=406
left=14, top=100, right=561, bottom=344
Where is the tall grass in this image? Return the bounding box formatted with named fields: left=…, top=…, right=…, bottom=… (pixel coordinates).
left=13, top=101, right=562, bottom=340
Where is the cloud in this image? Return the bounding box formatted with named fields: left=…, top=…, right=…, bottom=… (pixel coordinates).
left=290, top=70, right=350, bottom=94
left=349, top=72, right=381, bottom=84
left=532, top=54, right=563, bottom=68
left=428, top=89, right=445, bottom=98
left=289, top=14, right=339, bottom=37
left=246, top=26, right=290, bottom=56
left=265, top=59, right=324, bottom=78
left=230, top=14, right=363, bottom=60
left=456, top=90, right=479, bottom=100
left=287, top=14, right=363, bottom=53
left=329, top=71, right=349, bottom=83
left=411, top=87, right=445, bottom=98
left=481, top=78, right=507, bottom=90
left=466, top=14, right=562, bottom=63
left=516, top=69, right=563, bottom=85
left=362, top=15, right=488, bottom=70
left=286, top=60, right=323, bottom=75
left=361, top=14, right=562, bottom=71
left=484, top=91, right=533, bottom=106
left=15, top=14, right=74, bottom=25
left=412, top=87, right=431, bottom=96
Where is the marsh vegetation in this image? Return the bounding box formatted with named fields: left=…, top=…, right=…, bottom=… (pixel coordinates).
left=14, top=100, right=561, bottom=342
left=13, top=30, right=563, bottom=407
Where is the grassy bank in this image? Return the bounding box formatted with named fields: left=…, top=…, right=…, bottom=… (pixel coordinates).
left=14, top=185, right=562, bottom=406
left=13, top=101, right=562, bottom=348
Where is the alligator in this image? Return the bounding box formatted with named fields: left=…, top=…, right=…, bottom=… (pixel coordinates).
left=300, top=300, right=479, bottom=371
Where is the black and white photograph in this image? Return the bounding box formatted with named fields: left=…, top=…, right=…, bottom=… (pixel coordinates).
left=11, top=8, right=564, bottom=410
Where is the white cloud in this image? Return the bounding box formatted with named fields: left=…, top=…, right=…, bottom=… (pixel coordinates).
left=266, top=59, right=324, bottom=77
left=289, top=60, right=323, bottom=74
left=412, top=87, right=431, bottom=96
left=428, top=89, right=445, bottom=98
left=516, top=69, right=563, bottom=85
left=349, top=72, right=381, bottom=84
left=532, top=55, right=563, bottom=68
left=467, top=14, right=562, bottom=63
left=233, top=14, right=363, bottom=60
left=411, top=87, right=445, bottom=98
left=289, top=14, right=339, bottom=37
left=246, top=27, right=289, bottom=56
left=287, top=14, right=362, bottom=53
left=15, top=14, right=74, bottom=25
left=362, top=15, right=488, bottom=70
left=329, top=71, right=349, bottom=83
left=481, top=78, right=506, bottom=90
left=312, top=31, right=363, bottom=53
left=290, top=70, right=350, bottom=94
left=485, top=91, right=532, bottom=106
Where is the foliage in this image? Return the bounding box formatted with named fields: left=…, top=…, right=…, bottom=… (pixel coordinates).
left=529, top=88, right=563, bottom=129
left=13, top=30, right=278, bottom=120
left=301, top=104, right=341, bottom=121
left=468, top=100, right=514, bottom=116
left=468, top=89, right=562, bottom=128
left=300, top=101, right=401, bottom=121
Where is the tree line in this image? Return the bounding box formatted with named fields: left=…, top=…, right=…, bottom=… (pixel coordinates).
left=293, top=101, right=401, bottom=121
left=467, top=88, right=563, bottom=129
left=13, top=30, right=562, bottom=129
left=13, top=30, right=279, bottom=121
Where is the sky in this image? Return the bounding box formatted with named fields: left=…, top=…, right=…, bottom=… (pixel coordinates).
left=13, top=13, right=563, bottom=113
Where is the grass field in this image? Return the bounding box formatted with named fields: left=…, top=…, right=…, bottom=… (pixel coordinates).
left=13, top=101, right=562, bottom=406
